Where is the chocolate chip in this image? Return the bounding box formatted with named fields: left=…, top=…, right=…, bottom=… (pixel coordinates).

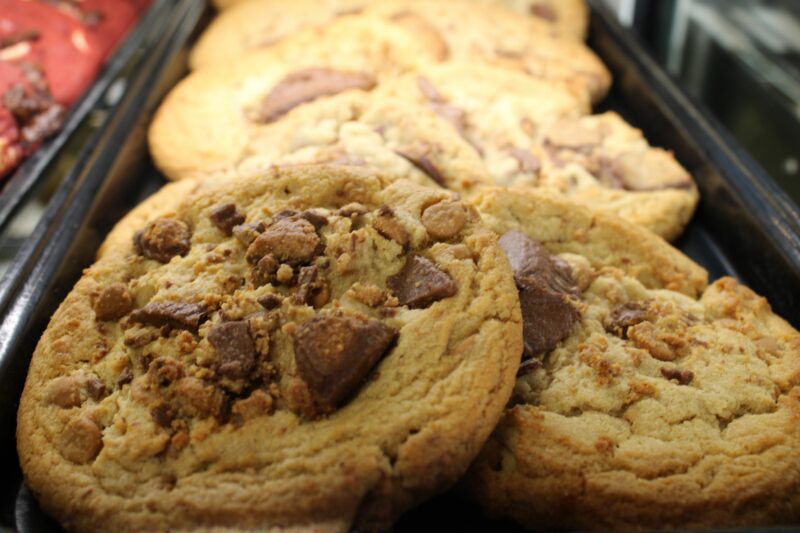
left=372, top=206, right=410, bottom=247
left=260, top=68, right=376, bottom=123
left=387, top=254, right=457, bottom=309
left=530, top=3, right=557, bottom=21
left=293, top=311, right=398, bottom=414
left=150, top=402, right=173, bottom=428
left=94, top=282, right=134, bottom=321
left=116, top=364, right=133, bottom=388
left=661, top=367, right=694, bottom=385
left=509, top=147, right=541, bottom=175
left=208, top=321, right=256, bottom=379
left=133, top=218, right=192, bottom=263
left=605, top=302, right=650, bottom=338
left=499, top=231, right=580, bottom=358
left=130, top=302, right=207, bottom=332
left=85, top=376, right=106, bottom=401
left=395, top=144, right=446, bottom=187
left=252, top=254, right=280, bottom=286
left=209, top=204, right=245, bottom=235
left=258, top=293, right=283, bottom=310
left=246, top=217, right=321, bottom=266
left=300, top=210, right=328, bottom=230
left=421, top=200, right=466, bottom=241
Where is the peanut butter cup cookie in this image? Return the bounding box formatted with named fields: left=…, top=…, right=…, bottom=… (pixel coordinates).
left=380, top=66, right=697, bottom=240
left=17, top=166, right=522, bottom=532
left=465, top=188, right=800, bottom=531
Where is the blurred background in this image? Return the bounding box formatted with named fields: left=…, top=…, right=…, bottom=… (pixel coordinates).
left=601, top=0, right=800, bottom=206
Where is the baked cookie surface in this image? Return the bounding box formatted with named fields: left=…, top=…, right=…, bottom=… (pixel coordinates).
left=465, top=188, right=800, bottom=531
left=17, top=166, right=523, bottom=532
left=196, top=0, right=587, bottom=69
left=380, top=66, right=697, bottom=240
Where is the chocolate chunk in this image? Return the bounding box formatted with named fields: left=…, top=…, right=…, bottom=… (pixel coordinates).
left=509, top=147, right=541, bottom=175
left=133, top=218, right=192, bottom=263
left=293, top=265, right=330, bottom=307
left=258, top=293, right=283, bottom=310
left=208, top=321, right=256, bottom=379
left=661, top=367, right=694, bottom=385
left=260, top=68, right=376, bottom=123
left=150, top=402, right=174, bottom=428
left=210, top=204, right=245, bottom=235
left=372, top=206, right=410, bottom=246
left=246, top=217, right=321, bottom=266
left=387, top=254, right=457, bottom=309
left=421, top=200, right=466, bottom=240
left=530, top=3, right=557, bottom=21
left=395, top=144, right=446, bottom=187
left=252, top=254, right=280, bottom=286
left=300, top=210, right=328, bottom=230
left=130, top=302, right=207, bottom=332
left=116, top=364, right=133, bottom=388
left=605, top=301, right=650, bottom=338
left=293, top=311, right=398, bottom=414
left=85, top=376, right=106, bottom=401
left=499, top=231, right=580, bottom=358
left=94, top=282, right=134, bottom=321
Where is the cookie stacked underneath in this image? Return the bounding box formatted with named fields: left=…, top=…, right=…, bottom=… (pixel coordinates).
left=16, top=0, right=800, bottom=531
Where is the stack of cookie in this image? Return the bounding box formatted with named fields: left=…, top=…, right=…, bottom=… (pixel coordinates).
left=16, top=1, right=800, bottom=531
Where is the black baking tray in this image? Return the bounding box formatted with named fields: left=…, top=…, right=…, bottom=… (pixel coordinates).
left=0, top=0, right=176, bottom=234
left=3, top=1, right=800, bottom=530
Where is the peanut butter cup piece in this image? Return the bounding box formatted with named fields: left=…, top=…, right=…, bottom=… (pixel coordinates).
left=260, top=68, right=376, bottom=123
left=499, top=231, right=580, bottom=358
left=209, top=204, right=245, bottom=235
left=372, top=206, right=410, bottom=246
left=605, top=301, right=650, bottom=338
left=387, top=254, right=457, bottom=309
left=246, top=217, right=321, bottom=266
left=130, top=302, right=207, bottom=332
left=133, top=218, right=191, bottom=263
left=94, top=282, right=133, bottom=321
left=395, top=144, right=446, bottom=187
left=293, top=311, right=398, bottom=415
left=208, top=321, right=256, bottom=379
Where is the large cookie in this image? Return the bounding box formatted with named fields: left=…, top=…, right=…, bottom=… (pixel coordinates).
left=361, top=0, right=610, bottom=103
left=150, top=16, right=489, bottom=186
left=465, top=188, right=800, bottom=530
left=379, top=65, right=698, bottom=240
left=17, top=165, right=523, bottom=531
left=199, top=0, right=586, bottom=67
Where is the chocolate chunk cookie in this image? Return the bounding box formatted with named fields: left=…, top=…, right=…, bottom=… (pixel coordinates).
left=149, top=14, right=444, bottom=182
left=379, top=64, right=698, bottom=241
left=463, top=188, right=800, bottom=530
left=17, top=165, right=522, bottom=532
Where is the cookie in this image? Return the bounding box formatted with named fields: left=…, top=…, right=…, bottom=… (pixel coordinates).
left=193, top=0, right=588, bottom=70
left=150, top=78, right=493, bottom=193
left=379, top=66, right=697, bottom=240
left=464, top=188, right=800, bottom=530
left=17, top=165, right=523, bottom=531
left=150, top=15, right=474, bottom=181
left=361, top=0, right=610, bottom=103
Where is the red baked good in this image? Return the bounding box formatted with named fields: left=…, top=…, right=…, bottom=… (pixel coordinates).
left=0, top=0, right=150, bottom=179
